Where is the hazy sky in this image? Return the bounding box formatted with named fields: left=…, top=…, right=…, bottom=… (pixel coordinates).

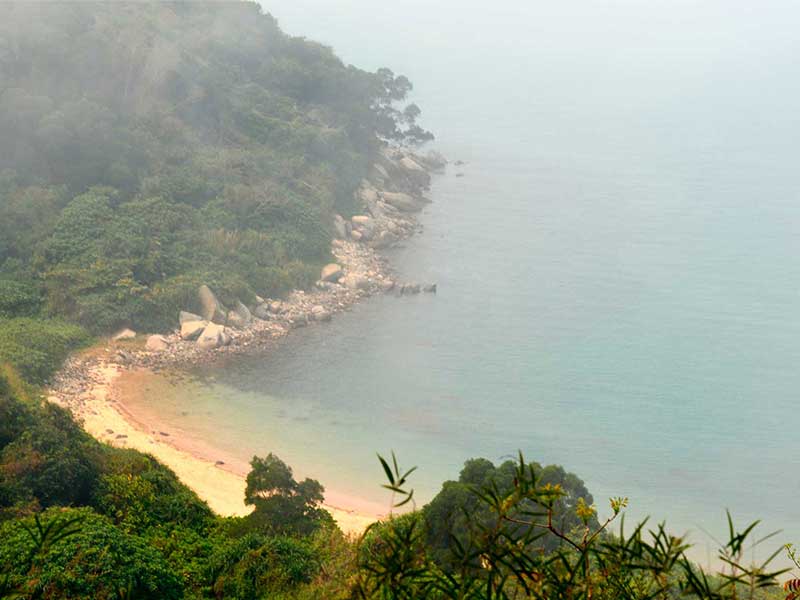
left=262, top=1, right=800, bottom=156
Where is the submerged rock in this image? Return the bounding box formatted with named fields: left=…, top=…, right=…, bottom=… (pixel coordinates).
left=423, top=283, right=437, bottom=293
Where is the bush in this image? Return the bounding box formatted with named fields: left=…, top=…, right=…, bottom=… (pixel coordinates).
left=208, top=533, right=318, bottom=598
left=0, top=280, right=42, bottom=318
left=0, top=318, right=89, bottom=383
left=0, top=507, right=184, bottom=600
left=0, top=388, right=101, bottom=512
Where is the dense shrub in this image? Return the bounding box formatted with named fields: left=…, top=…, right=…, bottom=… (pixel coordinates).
left=208, top=533, right=318, bottom=598
left=0, top=318, right=89, bottom=383
left=0, top=280, right=42, bottom=318
left=0, top=508, right=183, bottom=600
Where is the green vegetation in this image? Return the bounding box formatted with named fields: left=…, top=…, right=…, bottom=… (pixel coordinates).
left=0, top=0, right=431, bottom=372
left=0, top=369, right=789, bottom=600
left=0, top=3, right=792, bottom=599
left=0, top=318, right=90, bottom=384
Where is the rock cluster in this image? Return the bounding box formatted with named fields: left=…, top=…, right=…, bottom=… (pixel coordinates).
left=334, top=148, right=436, bottom=251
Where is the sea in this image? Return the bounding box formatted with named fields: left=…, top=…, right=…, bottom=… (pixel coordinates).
left=123, top=0, right=800, bottom=564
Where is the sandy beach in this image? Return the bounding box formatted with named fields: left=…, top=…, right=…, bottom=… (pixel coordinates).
left=50, top=361, right=379, bottom=535
left=45, top=147, right=441, bottom=535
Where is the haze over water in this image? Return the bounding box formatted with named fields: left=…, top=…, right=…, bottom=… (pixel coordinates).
left=126, top=0, right=800, bottom=555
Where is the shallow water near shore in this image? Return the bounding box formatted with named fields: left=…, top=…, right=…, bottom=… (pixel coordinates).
left=125, top=0, right=800, bottom=562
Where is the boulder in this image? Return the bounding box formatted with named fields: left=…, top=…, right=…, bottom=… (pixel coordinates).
left=196, top=323, right=224, bottom=350
left=180, top=321, right=207, bottom=341
left=351, top=215, right=373, bottom=227
left=254, top=294, right=266, bottom=305
left=372, top=230, right=398, bottom=249
left=179, top=310, right=203, bottom=324
left=401, top=283, right=421, bottom=295
left=423, top=283, right=438, bottom=293
left=227, top=311, right=247, bottom=329
left=145, top=335, right=170, bottom=351
left=380, top=280, right=396, bottom=292
left=219, top=331, right=233, bottom=346
left=333, top=214, right=348, bottom=239
left=112, top=328, right=136, bottom=341
left=356, top=224, right=374, bottom=241
left=370, top=163, right=391, bottom=184
left=198, top=285, right=227, bottom=324
left=253, top=303, right=271, bottom=320
left=381, top=191, right=423, bottom=213
left=342, top=274, right=370, bottom=291
left=320, top=263, right=344, bottom=283
left=229, top=300, right=252, bottom=328
left=400, top=155, right=431, bottom=187
left=269, top=301, right=284, bottom=314
left=290, top=315, right=308, bottom=329
left=358, top=184, right=379, bottom=204
left=311, top=305, right=332, bottom=322
left=350, top=229, right=363, bottom=242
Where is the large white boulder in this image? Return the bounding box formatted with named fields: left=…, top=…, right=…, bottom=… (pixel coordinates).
left=196, top=322, right=224, bottom=350
left=198, top=285, right=226, bottom=324
left=180, top=320, right=207, bottom=341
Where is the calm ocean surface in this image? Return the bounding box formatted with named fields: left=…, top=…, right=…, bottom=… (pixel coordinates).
left=125, top=1, right=800, bottom=556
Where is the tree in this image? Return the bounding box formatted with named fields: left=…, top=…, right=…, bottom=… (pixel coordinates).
left=244, top=453, right=330, bottom=536
left=423, top=456, right=600, bottom=569
left=371, top=68, right=435, bottom=146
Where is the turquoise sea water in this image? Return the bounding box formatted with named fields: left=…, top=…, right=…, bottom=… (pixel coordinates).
left=125, top=1, right=800, bottom=559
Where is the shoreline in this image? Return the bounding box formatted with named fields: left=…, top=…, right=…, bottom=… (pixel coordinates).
left=47, top=147, right=446, bottom=535
left=52, top=362, right=379, bottom=534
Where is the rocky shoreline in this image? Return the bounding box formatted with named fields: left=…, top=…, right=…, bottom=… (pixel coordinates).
left=50, top=146, right=444, bottom=393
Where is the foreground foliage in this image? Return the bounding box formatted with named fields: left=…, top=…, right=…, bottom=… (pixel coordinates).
left=356, top=453, right=786, bottom=600
left=0, top=358, right=789, bottom=599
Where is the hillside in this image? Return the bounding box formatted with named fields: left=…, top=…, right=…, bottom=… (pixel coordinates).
left=0, top=1, right=429, bottom=343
